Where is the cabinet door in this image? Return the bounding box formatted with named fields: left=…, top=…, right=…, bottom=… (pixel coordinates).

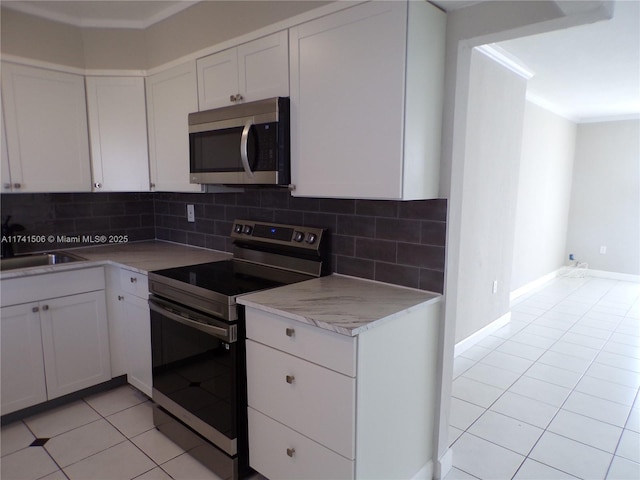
left=146, top=62, right=202, bottom=192
left=289, top=2, right=407, bottom=199
left=238, top=31, right=289, bottom=103
left=1, top=91, right=11, bottom=193
left=123, top=294, right=152, bottom=397
left=40, top=291, right=111, bottom=399
left=1, top=63, right=91, bottom=192
left=197, top=48, right=239, bottom=110
left=0, top=303, right=47, bottom=414
left=86, top=76, right=150, bottom=192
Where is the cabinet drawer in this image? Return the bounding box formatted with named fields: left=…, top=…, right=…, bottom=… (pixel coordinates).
left=119, top=269, right=148, bottom=298
left=248, top=407, right=354, bottom=480
left=247, top=340, right=355, bottom=459
left=245, top=307, right=356, bottom=376
left=1, top=267, right=105, bottom=307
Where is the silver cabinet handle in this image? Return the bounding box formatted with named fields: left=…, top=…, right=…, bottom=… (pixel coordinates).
left=286, top=375, right=295, bottom=384
left=118, top=295, right=124, bottom=301
left=42, top=305, right=49, bottom=311
left=285, top=328, right=295, bottom=337
left=32, top=306, right=39, bottom=313
left=4, top=183, right=12, bottom=189
left=150, top=183, right=156, bottom=189
left=287, top=448, right=295, bottom=458
left=130, top=277, right=137, bottom=283
left=13, top=183, right=21, bottom=189
left=230, top=94, right=236, bottom=102
left=94, top=182, right=102, bottom=189
left=235, top=94, right=243, bottom=102
left=240, top=119, right=255, bottom=178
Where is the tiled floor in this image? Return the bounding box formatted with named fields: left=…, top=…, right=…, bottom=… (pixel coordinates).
left=447, top=276, right=640, bottom=480
left=2, top=276, right=638, bottom=480
left=1, top=386, right=232, bottom=480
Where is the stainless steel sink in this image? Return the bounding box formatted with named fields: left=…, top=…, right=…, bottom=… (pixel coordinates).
left=0, top=252, right=87, bottom=271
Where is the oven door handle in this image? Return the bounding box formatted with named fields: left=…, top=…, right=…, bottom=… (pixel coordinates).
left=149, top=299, right=234, bottom=342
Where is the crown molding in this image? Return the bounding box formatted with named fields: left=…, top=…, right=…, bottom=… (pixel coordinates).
left=1, top=1, right=198, bottom=29
left=475, top=44, right=534, bottom=80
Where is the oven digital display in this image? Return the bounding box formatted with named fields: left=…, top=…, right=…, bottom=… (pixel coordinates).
left=252, top=224, right=293, bottom=241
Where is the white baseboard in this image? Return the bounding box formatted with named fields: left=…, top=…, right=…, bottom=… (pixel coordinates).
left=411, top=459, right=434, bottom=480
left=510, top=267, right=565, bottom=303
left=587, top=269, right=640, bottom=282
left=454, top=311, right=511, bottom=357
left=433, top=448, right=453, bottom=480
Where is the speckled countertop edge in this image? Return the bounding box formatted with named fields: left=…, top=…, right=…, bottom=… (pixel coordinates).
left=238, top=274, right=442, bottom=336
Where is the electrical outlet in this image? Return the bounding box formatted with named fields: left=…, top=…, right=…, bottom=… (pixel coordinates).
left=492, top=280, right=498, bottom=294
left=187, top=204, right=195, bottom=223
left=600, top=245, right=607, bottom=254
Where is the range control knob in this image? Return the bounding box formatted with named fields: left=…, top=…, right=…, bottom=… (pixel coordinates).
left=293, top=231, right=304, bottom=242
left=234, top=224, right=243, bottom=234
left=243, top=225, right=253, bottom=235
left=306, top=233, right=318, bottom=245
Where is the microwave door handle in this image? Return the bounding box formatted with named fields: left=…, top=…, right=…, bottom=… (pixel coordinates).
left=240, top=119, right=255, bottom=177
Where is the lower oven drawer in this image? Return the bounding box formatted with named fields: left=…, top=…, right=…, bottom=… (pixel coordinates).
left=248, top=407, right=354, bottom=480
left=246, top=339, right=355, bottom=459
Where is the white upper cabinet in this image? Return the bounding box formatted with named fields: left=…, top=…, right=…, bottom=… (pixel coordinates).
left=197, top=31, right=289, bottom=110
left=1, top=92, right=11, bottom=193
left=289, top=1, right=445, bottom=200
left=1, top=63, right=91, bottom=192
left=86, top=76, right=150, bottom=192
left=146, top=61, right=202, bottom=192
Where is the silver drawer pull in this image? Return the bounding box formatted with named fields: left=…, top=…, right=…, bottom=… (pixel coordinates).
left=286, top=448, right=295, bottom=458
left=286, top=375, right=295, bottom=384
left=42, top=305, right=49, bottom=311
left=130, top=277, right=137, bottom=283
left=285, top=327, right=295, bottom=337
left=32, top=306, right=39, bottom=313
left=118, top=295, right=124, bottom=301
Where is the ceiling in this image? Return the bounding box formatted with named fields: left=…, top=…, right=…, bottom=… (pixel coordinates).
left=2, top=0, right=638, bottom=122
left=496, top=0, right=640, bottom=122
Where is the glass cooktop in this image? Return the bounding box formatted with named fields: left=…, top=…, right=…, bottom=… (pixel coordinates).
left=151, top=260, right=305, bottom=298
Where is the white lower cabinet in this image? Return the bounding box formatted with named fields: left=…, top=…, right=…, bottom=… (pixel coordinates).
left=39, top=291, right=111, bottom=399
left=0, top=267, right=110, bottom=415
left=106, top=266, right=152, bottom=396
left=1, top=303, right=47, bottom=413
left=248, top=408, right=354, bottom=480
left=245, top=300, right=442, bottom=480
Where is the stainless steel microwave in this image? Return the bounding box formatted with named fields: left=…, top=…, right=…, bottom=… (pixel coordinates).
left=188, top=97, right=290, bottom=186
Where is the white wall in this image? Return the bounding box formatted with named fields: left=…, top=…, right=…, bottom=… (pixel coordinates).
left=511, top=101, right=577, bottom=291
left=566, top=119, right=640, bottom=275
left=0, top=2, right=329, bottom=70
left=455, top=48, right=527, bottom=343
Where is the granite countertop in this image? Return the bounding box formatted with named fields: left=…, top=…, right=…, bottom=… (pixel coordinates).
left=0, top=241, right=231, bottom=278
left=238, top=274, right=442, bottom=336
left=71, top=241, right=231, bottom=272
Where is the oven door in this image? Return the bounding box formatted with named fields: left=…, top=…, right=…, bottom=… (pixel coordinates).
left=149, top=295, right=239, bottom=456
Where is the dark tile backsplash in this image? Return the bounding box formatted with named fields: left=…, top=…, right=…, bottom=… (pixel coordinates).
left=0, top=193, right=155, bottom=253
left=1, top=190, right=446, bottom=293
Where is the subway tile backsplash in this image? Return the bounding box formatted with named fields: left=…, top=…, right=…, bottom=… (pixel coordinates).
left=1, top=190, right=446, bottom=293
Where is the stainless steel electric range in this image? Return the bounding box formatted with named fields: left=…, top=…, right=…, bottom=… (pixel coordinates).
left=148, top=220, right=327, bottom=480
